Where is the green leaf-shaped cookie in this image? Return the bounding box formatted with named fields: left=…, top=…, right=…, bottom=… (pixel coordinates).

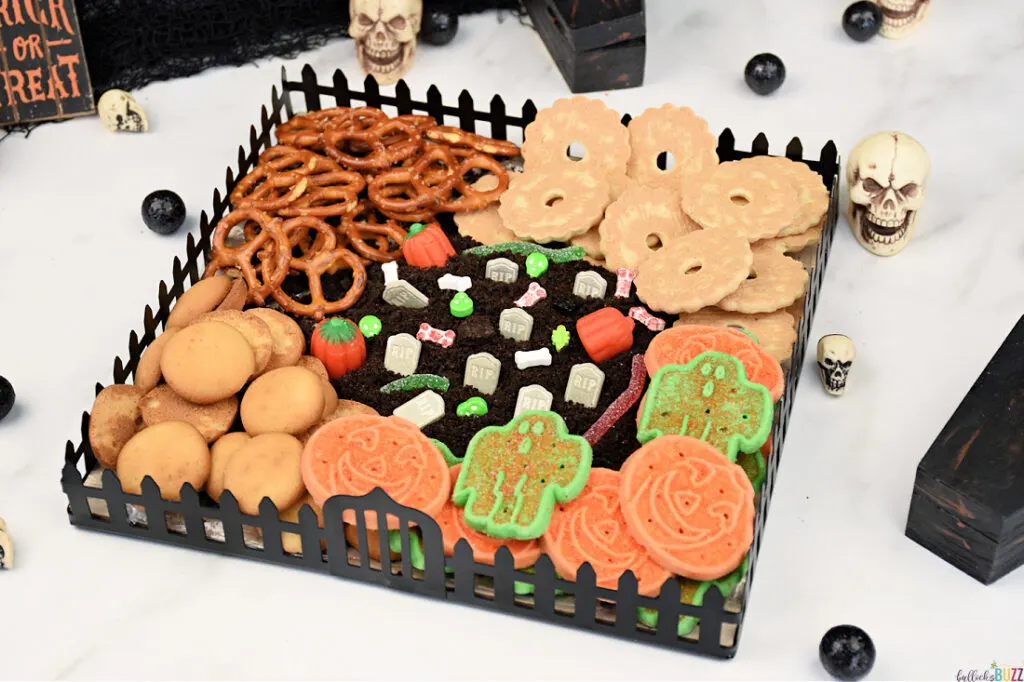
left=637, top=351, right=773, bottom=461
left=453, top=411, right=592, bottom=540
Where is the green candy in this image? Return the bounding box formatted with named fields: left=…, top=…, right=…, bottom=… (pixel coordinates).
left=525, top=252, right=549, bottom=278
left=456, top=396, right=489, bottom=417
left=551, top=325, right=571, bottom=352
left=358, top=315, right=382, bottom=338
left=462, top=241, right=585, bottom=263
left=380, top=374, right=451, bottom=394
left=450, top=292, right=474, bottom=318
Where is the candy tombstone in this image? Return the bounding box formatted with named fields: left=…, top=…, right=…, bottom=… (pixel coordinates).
left=311, top=318, right=366, bottom=380
left=403, top=222, right=455, bottom=268
left=576, top=307, right=635, bottom=363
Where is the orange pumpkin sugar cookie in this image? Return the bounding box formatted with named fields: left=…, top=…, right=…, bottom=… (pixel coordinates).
left=541, top=468, right=671, bottom=596
left=521, top=95, right=630, bottom=181
left=619, top=435, right=755, bottom=581
left=740, top=156, right=829, bottom=236
left=645, top=325, right=785, bottom=401
left=716, top=246, right=809, bottom=314
left=673, top=309, right=797, bottom=364
left=626, top=104, right=719, bottom=196
left=301, top=415, right=451, bottom=528
left=599, top=185, right=697, bottom=272
left=681, top=160, right=801, bottom=242
left=498, top=169, right=610, bottom=244
left=634, top=229, right=752, bottom=314
left=434, top=465, right=542, bottom=569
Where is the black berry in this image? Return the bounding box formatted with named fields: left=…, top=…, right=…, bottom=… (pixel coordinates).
left=843, top=2, right=882, bottom=42
left=819, top=625, right=876, bottom=681
left=744, top=53, right=786, bottom=96
left=553, top=297, right=581, bottom=316
left=420, top=8, right=458, bottom=46
left=0, top=376, right=14, bottom=422
left=141, top=190, right=186, bottom=235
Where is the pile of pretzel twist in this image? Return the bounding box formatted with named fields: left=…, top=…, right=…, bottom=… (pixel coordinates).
left=203, top=106, right=520, bottom=320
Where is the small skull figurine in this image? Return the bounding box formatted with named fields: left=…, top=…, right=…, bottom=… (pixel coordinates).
left=350, top=0, right=422, bottom=86
left=847, top=131, right=930, bottom=257
left=97, top=89, right=149, bottom=133
left=879, top=0, right=931, bottom=39
left=0, top=516, right=12, bottom=569
left=817, top=335, right=855, bottom=396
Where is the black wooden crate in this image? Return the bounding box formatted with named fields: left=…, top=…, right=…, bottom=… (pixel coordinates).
left=61, top=65, right=840, bottom=659
left=524, top=0, right=645, bottom=93
left=906, top=314, right=1024, bottom=585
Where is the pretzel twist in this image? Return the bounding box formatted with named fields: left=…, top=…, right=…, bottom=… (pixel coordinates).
left=204, top=209, right=291, bottom=305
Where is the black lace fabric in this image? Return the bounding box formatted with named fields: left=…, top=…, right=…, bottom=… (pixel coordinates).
left=77, top=0, right=523, bottom=94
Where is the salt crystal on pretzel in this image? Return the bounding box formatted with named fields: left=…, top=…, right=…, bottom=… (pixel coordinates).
left=629, top=306, right=666, bottom=332
left=417, top=323, right=456, bottom=348
left=515, top=348, right=553, bottom=370
left=382, top=261, right=399, bottom=286
left=437, top=274, right=472, bottom=292
left=514, top=282, right=547, bottom=308
left=615, top=268, right=637, bottom=299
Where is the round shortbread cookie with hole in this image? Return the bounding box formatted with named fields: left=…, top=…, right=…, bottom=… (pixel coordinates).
left=134, top=329, right=178, bottom=394
left=241, top=366, right=325, bottom=435
left=246, top=308, right=304, bottom=372
left=682, top=160, right=801, bottom=241
left=192, top=309, right=274, bottom=374
left=570, top=226, right=603, bottom=260
left=89, top=384, right=145, bottom=468
left=166, top=277, right=234, bottom=329
left=221, top=432, right=305, bottom=515
left=626, top=104, right=719, bottom=196
left=139, top=384, right=239, bottom=443
left=115, top=421, right=211, bottom=501
left=634, top=229, right=753, bottom=314
left=215, top=278, right=249, bottom=312
left=160, top=321, right=255, bottom=404
left=454, top=175, right=520, bottom=246
left=755, top=219, right=823, bottom=254
left=498, top=169, right=610, bottom=244
left=208, top=431, right=252, bottom=502
left=716, top=246, right=809, bottom=314
left=673, top=309, right=798, bottom=364
left=741, top=156, right=829, bottom=236
left=521, top=95, right=630, bottom=181
left=599, top=185, right=698, bottom=272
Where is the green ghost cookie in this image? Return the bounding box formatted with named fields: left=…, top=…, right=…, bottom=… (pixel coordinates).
left=453, top=411, right=592, bottom=540
left=637, top=351, right=773, bottom=462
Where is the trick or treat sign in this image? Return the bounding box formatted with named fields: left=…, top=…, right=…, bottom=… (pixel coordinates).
left=0, top=0, right=94, bottom=126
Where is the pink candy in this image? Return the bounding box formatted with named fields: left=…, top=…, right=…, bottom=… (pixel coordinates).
left=416, top=323, right=456, bottom=348
left=583, top=353, right=646, bottom=446
left=629, top=306, right=666, bottom=331
left=615, top=268, right=636, bottom=298
left=515, top=282, right=548, bottom=308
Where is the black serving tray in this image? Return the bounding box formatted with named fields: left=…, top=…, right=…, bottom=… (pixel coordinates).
left=61, top=66, right=840, bottom=660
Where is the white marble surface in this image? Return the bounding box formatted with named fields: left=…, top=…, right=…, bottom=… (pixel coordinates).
left=1, top=2, right=1023, bottom=679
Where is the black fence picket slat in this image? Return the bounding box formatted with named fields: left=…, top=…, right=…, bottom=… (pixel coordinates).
left=60, top=65, right=841, bottom=660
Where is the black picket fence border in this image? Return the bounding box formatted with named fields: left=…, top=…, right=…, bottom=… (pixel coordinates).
left=61, top=65, right=841, bottom=659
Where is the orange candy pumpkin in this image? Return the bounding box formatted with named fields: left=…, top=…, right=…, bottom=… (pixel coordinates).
left=402, top=222, right=455, bottom=268
left=576, top=307, right=635, bottom=364
left=310, top=317, right=366, bottom=379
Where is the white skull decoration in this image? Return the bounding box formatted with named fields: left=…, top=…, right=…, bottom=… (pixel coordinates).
left=349, top=0, right=422, bottom=86
left=846, top=131, right=930, bottom=256
left=0, top=516, right=12, bottom=569
left=878, top=0, right=931, bottom=39
left=817, top=335, right=855, bottom=397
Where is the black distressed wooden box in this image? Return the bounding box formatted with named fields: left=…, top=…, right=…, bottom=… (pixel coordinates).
left=905, top=314, right=1024, bottom=585
left=524, top=0, right=645, bottom=93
